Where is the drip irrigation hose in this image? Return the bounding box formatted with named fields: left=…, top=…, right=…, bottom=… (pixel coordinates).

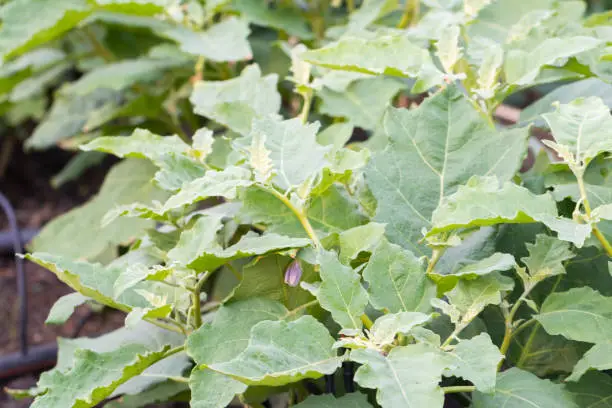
left=0, top=191, right=28, bottom=356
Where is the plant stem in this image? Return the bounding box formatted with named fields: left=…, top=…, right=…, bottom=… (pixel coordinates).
left=576, top=171, right=612, bottom=256
left=443, top=385, right=476, bottom=394
left=397, top=0, right=420, bottom=28
left=261, top=186, right=322, bottom=248
left=283, top=300, right=319, bottom=319
left=361, top=314, right=374, bottom=329
left=440, top=322, right=466, bottom=348
left=299, top=90, right=313, bottom=124
left=192, top=271, right=212, bottom=329
left=516, top=322, right=541, bottom=368
left=143, top=318, right=186, bottom=335
left=163, top=345, right=186, bottom=358
left=347, top=0, right=355, bottom=12
left=426, top=248, right=444, bottom=274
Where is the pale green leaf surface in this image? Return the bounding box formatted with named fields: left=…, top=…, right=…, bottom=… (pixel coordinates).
left=566, top=371, right=612, bottom=408
left=445, top=333, right=503, bottom=393
left=190, top=64, right=280, bottom=135
left=189, top=368, right=247, bottom=408
left=429, top=177, right=592, bottom=247
left=362, top=238, right=435, bottom=313
left=209, top=316, right=342, bottom=386
left=567, top=343, right=612, bottom=382
left=352, top=344, right=452, bottom=408
left=29, top=159, right=168, bottom=259
left=367, top=87, right=528, bottom=254
left=293, top=393, right=372, bottom=408
left=368, top=312, right=431, bottom=347
left=317, top=77, right=405, bottom=131
left=535, top=287, right=612, bottom=344
left=45, top=292, right=89, bottom=325
left=105, top=381, right=187, bottom=408
left=446, top=274, right=514, bottom=324
left=32, top=344, right=172, bottom=408
left=472, top=367, right=577, bottom=408
left=338, top=222, right=386, bottom=265
left=543, top=97, right=612, bottom=164
left=504, top=37, right=601, bottom=85
left=312, top=250, right=369, bottom=329
left=521, top=234, right=574, bottom=281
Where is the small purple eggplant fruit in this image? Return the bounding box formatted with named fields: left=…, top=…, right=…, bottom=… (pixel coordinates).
left=284, top=259, right=303, bottom=287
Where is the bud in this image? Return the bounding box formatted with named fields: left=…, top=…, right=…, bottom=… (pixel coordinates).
left=284, top=260, right=303, bottom=287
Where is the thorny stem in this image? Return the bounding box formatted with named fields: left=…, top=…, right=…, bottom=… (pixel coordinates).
left=261, top=185, right=322, bottom=248
left=443, top=385, right=476, bottom=394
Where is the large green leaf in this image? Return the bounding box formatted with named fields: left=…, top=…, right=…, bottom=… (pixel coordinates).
left=366, top=87, right=528, bottom=254
left=0, top=0, right=91, bottom=60
left=305, top=250, right=369, bottom=329
left=29, top=159, right=168, bottom=260
left=293, top=393, right=373, bottom=408
left=566, top=371, right=612, bottom=408
left=239, top=116, right=329, bottom=190
left=542, top=97, right=612, bottom=165
left=567, top=343, right=612, bottom=382
left=337, top=222, right=386, bottom=265
left=32, top=344, right=174, bottom=408
left=521, top=234, right=574, bottom=281
left=26, top=88, right=120, bottom=149
left=362, top=238, right=436, bottom=313
left=190, top=64, right=280, bottom=135
left=302, top=35, right=438, bottom=79
left=242, top=185, right=367, bottom=239
left=169, top=221, right=311, bottom=272
left=472, top=367, right=577, bottom=408
left=504, top=37, right=601, bottom=86
left=105, top=381, right=187, bottom=408
left=535, top=287, right=612, bottom=344
left=429, top=176, right=592, bottom=247
left=317, top=77, right=405, bottom=131
left=445, top=333, right=503, bottom=393
left=232, top=0, right=314, bottom=39
left=231, top=254, right=316, bottom=309
left=186, top=299, right=288, bottom=408
left=351, top=344, right=452, bottom=408
left=45, top=292, right=89, bottom=325
left=208, top=316, right=342, bottom=386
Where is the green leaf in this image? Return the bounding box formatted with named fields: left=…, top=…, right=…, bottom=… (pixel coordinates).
left=303, top=35, right=438, bottom=80
left=317, top=77, right=405, bottom=131
left=189, top=368, right=246, bottom=408
left=293, top=393, right=373, bottom=408
left=367, top=312, right=431, bottom=348
left=521, top=234, right=574, bottom=282
left=338, top=222, right=386, bottom=265
left=472, top=367, right=577, bottom=408
left=233, top=0, right=314, bottom=39
left=26, top=88, right=120, bottom=149
left=61, top=57, right=189, bottom=97
left=32, top=344, right=174, bottom=408
left=104, top=381, right=187, bottom=408
left=190, top=64, right=280, bottom=135
left=0, top=0, right=91, bottom=60
left=29, top=159, right=168, bottom=260
left=208, top=316, right=342, bottom=386
left=567, top=343, right=612, bottom=382
left=162, top=17, right=251, bottom=61
left=520, top=78, right=612, bottom=126
left=504, top=37, right=601, bottom=86
left=45, top=292, right=89, bottom=325
left=239, top=116, right=329, bottom=190
left=535, top=287, right=612, bottom=344
left=113, top=264, right=171, bottom=298
left=445, top=333, right=503, bottom=393
left=362, top=238, right=436, bottom=313
left=542, top=97, right=612, bottom=165
left=170, top=225, right=310, bottom=272
left=429, top=252, right=516, bottom=295
left=306, top=250, right=368, bottom=330
left=429, top=176, right=592, bottom=248
left=351, top=344, right=452, bottom=408
left=82, top=128, right=189, bottom=162
left=242, top=185, right=367, bottom=238
left=566, top=371, right=612, bottom=408
left=231, top=255, right=316, bottom=309
left=367, top=87, right=528, bottom=254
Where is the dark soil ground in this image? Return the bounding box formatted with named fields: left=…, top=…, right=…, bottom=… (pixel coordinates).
left=0, top=142, right=129, bottom=407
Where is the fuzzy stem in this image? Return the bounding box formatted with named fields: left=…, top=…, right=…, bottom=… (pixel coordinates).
left=443, top=385, right=476, bottom=394
left=192, top=271, right=212, bottom=329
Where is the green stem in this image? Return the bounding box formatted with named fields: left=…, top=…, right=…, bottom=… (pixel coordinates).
left=443, top=385, right=476, bottom=394
left=576, top=171, right=612, bottom=256
left=192, top=271, right=212, bottom=329
left=299, top=90, right=313, bottom=124
left=260, top=186, right=322, bottom=248
left=361, top=314, right=374, bottom=329
left=426, top=248, right=444, bottom=275
left=441, top=322, right=467, bottom=348
left=143, top=318, right=186, bottom=335
left=163, top=345, right=186, bottom=358
left=347, top=0, right=355, bottom=12
left=516, top=322, right=541, bottom=368
left=397, top=0, right=419, bottom=28
left=283, top=300, right=319, bottom=320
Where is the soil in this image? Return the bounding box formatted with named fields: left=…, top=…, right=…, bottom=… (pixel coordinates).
left=0, top=142, right=129, bottom=407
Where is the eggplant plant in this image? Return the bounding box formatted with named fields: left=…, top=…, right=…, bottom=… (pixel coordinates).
left=3, top=0, right=612, bottom=407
